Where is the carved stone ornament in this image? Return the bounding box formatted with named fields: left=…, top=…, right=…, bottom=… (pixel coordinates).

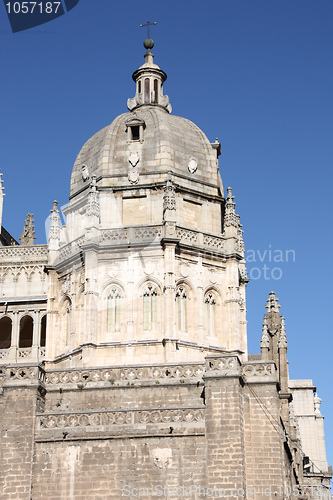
left=188, top=157, right=197, bottom=174
left=129, top=152, right=140, bottom=167
left=152, top=448, right=172, bottom=469
left=81, top=165, right=89, bottom=181
left=163, top=178, right=176, bottom=211
left=107, top=264, right=119, bottom=278
left=128, top=170, right=139, bottom=184
left=180, top=262, right=190, bottom=278
left=144, top=260, right=156, bottom=275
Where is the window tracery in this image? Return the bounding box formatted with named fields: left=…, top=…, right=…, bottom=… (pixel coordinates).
left=176, top=286, right=187, bottom=332
left=107, top=287, right=122, bottom=333
left=143, top=284, right=158, bottom=331
left=205, top=292, right=216, bottom=336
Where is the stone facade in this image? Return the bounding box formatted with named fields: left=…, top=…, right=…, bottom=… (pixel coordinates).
left=0, top=41, right=331, bottom=499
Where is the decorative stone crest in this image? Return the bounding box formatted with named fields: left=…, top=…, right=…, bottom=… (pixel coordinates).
left=128, top=170, right=139, bottom=184
left=128, top=152, right=140, bottom=184
left=188, top=157, right=197, bottom=174
left=81, top=165, right=89, bottom=181
left=152, top=449, right=172, bottom=469
left=129, top=152, right=140, bottom=167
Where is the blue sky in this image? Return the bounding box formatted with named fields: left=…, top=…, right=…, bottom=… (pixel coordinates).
left=1, top=0, right=332, bottom=469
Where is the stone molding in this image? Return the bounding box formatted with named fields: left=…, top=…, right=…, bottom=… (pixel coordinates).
left=0, top=364, right=45, bottom=387
left=45, top=363, right=205, bottom=386
left=0, top=264, right=46, bottom=283
left=0, top=245, right=48, bottom=259
left=242, top=360, right=277, bottom=384
left=204, top=354, right=241, bottom=378
left=53, top=225, right=245, bottom=261
left=37, top=407, right=205, bottom=430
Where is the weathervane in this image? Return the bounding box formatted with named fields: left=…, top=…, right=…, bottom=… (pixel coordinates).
left=140, top=21, right=157, bottom=39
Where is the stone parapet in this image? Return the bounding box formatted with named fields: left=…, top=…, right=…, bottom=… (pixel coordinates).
left=204, top=353, right=242, bottom=379
left=45, top=361, right=205, bottom=387
left=242, top=360, right=277, bottom=384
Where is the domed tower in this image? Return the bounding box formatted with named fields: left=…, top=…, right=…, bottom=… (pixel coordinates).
left=46, top=39, right=248, bottom=368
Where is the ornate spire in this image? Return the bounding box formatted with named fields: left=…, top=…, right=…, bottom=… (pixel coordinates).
left=265, top=291, right=281, bottom=312
left=260, top=317, right=270, bottom=349
left=264, top=291, right=281, bottom=335
left=224, top=187, right=238, bottom=228
left=86, top=175, right=100, bottom=219
left=127, top=36, right=172, bottom=113
left=278, top=316, right=288, bottom=349
left=48, top=200, right=61, bottom=249
left=19, top=213, right=36, bottom=245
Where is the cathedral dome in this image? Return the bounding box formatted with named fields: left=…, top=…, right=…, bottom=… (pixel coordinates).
left=70, top=106, right=221, bottom=197
left=70, top=42, right=222, bottom=198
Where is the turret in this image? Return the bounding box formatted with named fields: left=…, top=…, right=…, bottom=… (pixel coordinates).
left=127, top=38, right=171, bottom=112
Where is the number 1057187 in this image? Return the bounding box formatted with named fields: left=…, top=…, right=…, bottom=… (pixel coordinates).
left=5, top=2, right=62, bottom=14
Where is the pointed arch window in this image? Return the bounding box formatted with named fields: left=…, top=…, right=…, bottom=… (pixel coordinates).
left=176, top=286, right=187, bottom=332
left=41, top=315, right=47, bottom=347
left=144, top=78, right=150, bottom=104
left=0, top=317, right=12, bottom=349
left=205, top=292, right=216, bottom=336
left=62, top=298, right=72, bottom=345
left=143, top=284, right=158, bottom=331
left=19, top=315, right=33, bottom=348
left=153, top=79, right=158, bottom=104
left=107, top=287, right=122, bottom=333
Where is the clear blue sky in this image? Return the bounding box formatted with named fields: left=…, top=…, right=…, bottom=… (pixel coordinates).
left=1, top=0, right=332, bottom=469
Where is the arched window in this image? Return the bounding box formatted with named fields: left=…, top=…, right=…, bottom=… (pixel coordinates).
left=62, top=298, right=72, bottom=344
left=205, top=292, right=216, bottom=336
left=143, top=284, right=158, bottom=331
left=138, top=80, right=142, bottom=94
left=144, top=78, right=150, bottom=104
left=19, top=315, right=33, bottom=348
left=107, top=287, right=121, bottom=333
left=0, top=317, right=12, bottom=349
left=40, top=315, right=47, bottom=347
left=176, top=286, right=187, bottom=332
left=153, top=79, right=158, bottom=104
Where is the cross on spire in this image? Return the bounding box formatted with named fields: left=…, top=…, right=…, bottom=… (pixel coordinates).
left=140, top=21, right=157, bottom=39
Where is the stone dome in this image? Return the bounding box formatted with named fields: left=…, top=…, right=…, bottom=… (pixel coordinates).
left=70, top=106, right=221, bottom=198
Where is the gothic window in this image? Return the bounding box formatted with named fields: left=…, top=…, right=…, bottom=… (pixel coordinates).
left=144, top=78, right=150, bottom=104
left=143, top=284, right=158, bottom=331
left=107, top=287, right=121, bottom=333
left=0, top=316, right=12, bottom=349
left=176, top=286, right=187, bottom=332
left=205, top=292, right=216, bottom=336
left=62, top=298, right=72, bottom=344
left=40, top=315, right=47, bottom=347
left=19, top=315, right=33, bottom=348
left=153, top=79, right=158, bottom=104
